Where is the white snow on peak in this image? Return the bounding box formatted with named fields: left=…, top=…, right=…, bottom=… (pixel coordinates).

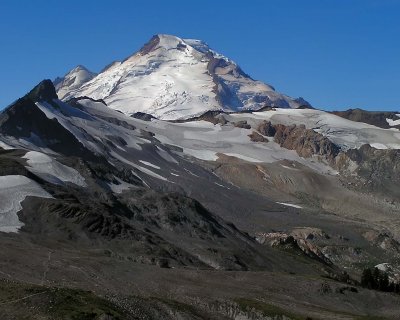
left=56, top=34, right=308, bottom=120
left=156, top=34, right=185, bottom=49
left=183, top=38, right=210, bottom=52
left=0, top=175, right=52, bottom=233
left=183, top=38, right=235, bottom=65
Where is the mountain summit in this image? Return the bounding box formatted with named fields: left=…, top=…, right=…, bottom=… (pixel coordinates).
left=55, top=34, right=310, bottom=120
left=54, top=65, right=97, bottom=100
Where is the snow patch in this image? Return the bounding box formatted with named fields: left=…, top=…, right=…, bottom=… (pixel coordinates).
left=108, top=177, right=133, bottom=193
left=223, top=153, right=264, bottom=163
left=132, top=164, right=169, bottom=182
left=386, top=115, right=400, bottom=127
left=369, top=143, right=388, bottom=150
left=277, top=202, right=303, bottom=209
left=0, top=175, right=52, bottom=232
left=183, top=148, right=219, bottom=161
left=0, top=140, right=13, bottom=150
left=139, top=160, right=161, bottom=169
left=23, top=151, right=86, bottom=187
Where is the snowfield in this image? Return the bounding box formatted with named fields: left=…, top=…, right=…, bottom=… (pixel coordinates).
left=23, top=151, right=87, bottom=187
left=0, top=175, right=52, bottom=233
left=3, top=96, right=398, bottom=188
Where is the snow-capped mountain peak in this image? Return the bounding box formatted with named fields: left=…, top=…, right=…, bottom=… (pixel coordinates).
left=55, top=34, right=310, bottom=120
left=54, top=65, right=97, bottom=100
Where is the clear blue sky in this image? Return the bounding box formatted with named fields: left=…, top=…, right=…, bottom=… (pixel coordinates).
left=0, top=0, right=399, bottom=111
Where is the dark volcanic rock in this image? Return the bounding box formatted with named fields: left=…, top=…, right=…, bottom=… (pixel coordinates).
left=331, top=108, right=400, bottom=129
left=67, top=96, right=108, bottom=106
left=0, top=149, right=33, bottom=177
left=26, top=79, right=58, bottom=102
left=131, top=112, right=156, bottom=121
left=248, top=131, right=268, bottom=142
left=123, top=192, right=223, bottom=235
left=0, top=83, right=97, bottom=161
left=257, top=120, right=276, bottom=136
left=138, top=34, right=161, bottom=55
left=294, top=97, right=313, bottom=109
left=256, top=106, right=276, bottom=112
left=233, top=120, right=251, bottom=129
left=183, top=110, right=227, bottom=125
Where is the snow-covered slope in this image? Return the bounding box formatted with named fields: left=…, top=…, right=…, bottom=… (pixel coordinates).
left=0, top=175, right=52, bottom=232
left=54, top=65, right=97, bottom=100
left=11, top=95, right=393, bottom=176
left=56, top=34, right=310, bottom=120
left=226, top=108, right=400, bottom=150
left=23, top=151, right=87, bottom=187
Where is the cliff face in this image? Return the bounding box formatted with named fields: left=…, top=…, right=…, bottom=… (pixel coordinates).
left=255, top=121, right=340, bottom=164
left=273, top=124, right=340, bottom=163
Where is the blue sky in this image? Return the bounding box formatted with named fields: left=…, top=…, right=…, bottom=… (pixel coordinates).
left=0, top=0, right=399, bottom=111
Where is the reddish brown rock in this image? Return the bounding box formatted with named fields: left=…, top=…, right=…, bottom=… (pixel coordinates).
left=248, top=131, right=268, bottom=142
left=273, top=124, right=340, bottom=162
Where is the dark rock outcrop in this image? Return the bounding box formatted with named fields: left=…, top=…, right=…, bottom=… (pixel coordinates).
left=256, top=120, right=276, bottom=136
left=183, top=110, right=227, bottom=125
left=26, top=79, right=58, bottom=102
left=273, top=124, right=340, bottom=162
left=0, top=82, right=97, bottom=161
left=233, top=120, right=251, bottom=129
left=256, top=231, right=332, bottom=266
left=138, top=34, right=161, bottom=56
left=248, top=131, right=268, bottom=142
left=294, top=97, right=313, bottom=109
left=131, top=112, right=156, bottom=122
left=67, top=96, right=108, bottom=106
left=331, top=108, right=400, bottom=129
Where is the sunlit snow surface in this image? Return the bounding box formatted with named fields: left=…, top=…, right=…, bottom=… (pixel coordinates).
left=232, top=108, right=400, bottom=150
left=58, top=35, right=304, bottom=120
left=55, top=65, right=97, bottom=100
left=0, top=175, right=52, bottom=232
left=386, top=114, right=400, bottom=127
left=31, top=99, right=400, bottom=176
left=23, top=151, right=87, bottom=187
